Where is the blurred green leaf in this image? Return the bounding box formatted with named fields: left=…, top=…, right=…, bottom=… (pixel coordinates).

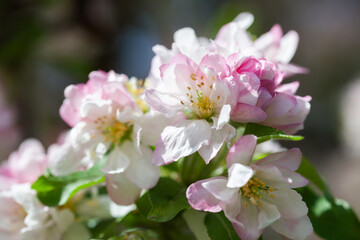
left=205, top=212, right=240, bottom=240
left=298, top=187, right=360, bottom=240
left=243, top=123, right=303, bottom=144
left=297, top=157, right=327, bottom=193
left=31, top=160, right=105, bottom=207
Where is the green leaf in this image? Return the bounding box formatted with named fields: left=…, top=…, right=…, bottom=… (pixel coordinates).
left=183, top=209, right=211, bottom=240
left=205, top=212, right=240, bottom=240
left=137, top=177, right=189, bottom=222
left=31, top=160, right=105, bottom=207
left=298, top=187, right=360, bottom=240
left=243, top=123, right=303, bottom=144
left=297, top=157, right=327, bottom=193
left=136, top=192, right=152, bottom=217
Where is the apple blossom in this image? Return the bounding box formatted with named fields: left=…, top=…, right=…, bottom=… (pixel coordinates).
left=146, top=53, right=242, bottom=166
left=230, top=55, right=311, bottom=134
left=215, top=13, right=308, bottom=76
left=0, top=139, right=47, bottom=190
left=186, top=135, right=312, bottom=240
left=59, top=70, right=165, bottom=205
left=0, top=184, right=89, bottom=240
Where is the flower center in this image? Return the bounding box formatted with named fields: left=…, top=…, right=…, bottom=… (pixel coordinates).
left=240, top=177, right=275, bottom=208
left=181, top=73, right=220, bottom=119
left=94, top=116, right=129, bottom=145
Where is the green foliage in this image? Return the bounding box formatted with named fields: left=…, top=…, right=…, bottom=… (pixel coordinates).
left=298, top=187, right=360, bottom=240
left=136, top=177, right=189, bottom=222
left=296, top=157, right=360, bottom=239
left=31, top=160, right=106, bottom=207
left=243, top=123, right=303, bottom=144
left=204, top=212, right=240, bottom=240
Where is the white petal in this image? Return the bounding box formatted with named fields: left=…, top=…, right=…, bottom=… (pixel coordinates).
left=227, top=163, right=254, bottom=188
left=276, top=30, right=299, bottom=63
left=153, top=120, right=211, bottom=166
left=144, top=89, right=183, bottom=118
left=122, top=141, right=160, bottom=189
left=102, top=146, right=130, bottom=174
left=233, top=12, right=254, bottom=29
left=50, top=208, right=74, bottom=233
left=258, top=200, right=280, bottom=229
left=212, top=105, right=231, bottom=130
left=110, top=203, right=136, bottom=218
left=105, top=174, right=141, bottom=205
left=271, top=215, right=313, bottom=240
left=232, top=203, right=263, bottom=240
left=266, top=188, right=308, bottom=219
left=198, top=124, right=235, bottom=164
left=202, top=178, right=238, bottom=203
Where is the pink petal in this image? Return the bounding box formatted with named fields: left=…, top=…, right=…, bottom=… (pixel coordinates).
left=276, top=81, right=299, bottom=95
left=231, top=103, right=266, bottom=123
left=199, top=53, right=230, bottom=77
left=227, top=135, right=257, bottom=168
left=255, top=148, right=302, bottom=171
left=186, top=177, right=226, bottom=212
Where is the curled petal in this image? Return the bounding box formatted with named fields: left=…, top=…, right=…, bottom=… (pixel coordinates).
left=186, top=177, right=227, bottom=212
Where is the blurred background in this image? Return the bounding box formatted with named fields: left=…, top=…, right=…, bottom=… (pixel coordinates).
left=0, top=0, right=359, bottom=235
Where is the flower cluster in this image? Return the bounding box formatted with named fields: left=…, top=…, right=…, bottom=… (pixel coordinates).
left=0, top=12, right=314, bottom=240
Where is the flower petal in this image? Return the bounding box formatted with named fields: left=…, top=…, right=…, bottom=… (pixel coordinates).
left=231, top=103, right=266, bottom=123
left=227, top=135, right=257, bottom=168
left=122, top=142, right=160, bottom=189
left=186, top=177, right=227, bottom=212
left=227, top=163, right=254, bottom=188
left=276, top=30, right=299, bottom=64
left=153, top=120, right=211, bottom=166
left=266, top=188, right=308, bottom=219
left=232, top=203, right=263, bottom=240
left=271, top=215, right=313, bottom=240
left=101, top=146, right=130, bottom=174
left=202, top=177, right=238, bottom=203
left=255, top=148, right=302, bottom=171
left=257, top=200, right=280, bottom=229
left=144, top=89, right=183, bottom=117
left=198, top=123, right=235, bottom=164
left=105, top=173, right=141, bottom=205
